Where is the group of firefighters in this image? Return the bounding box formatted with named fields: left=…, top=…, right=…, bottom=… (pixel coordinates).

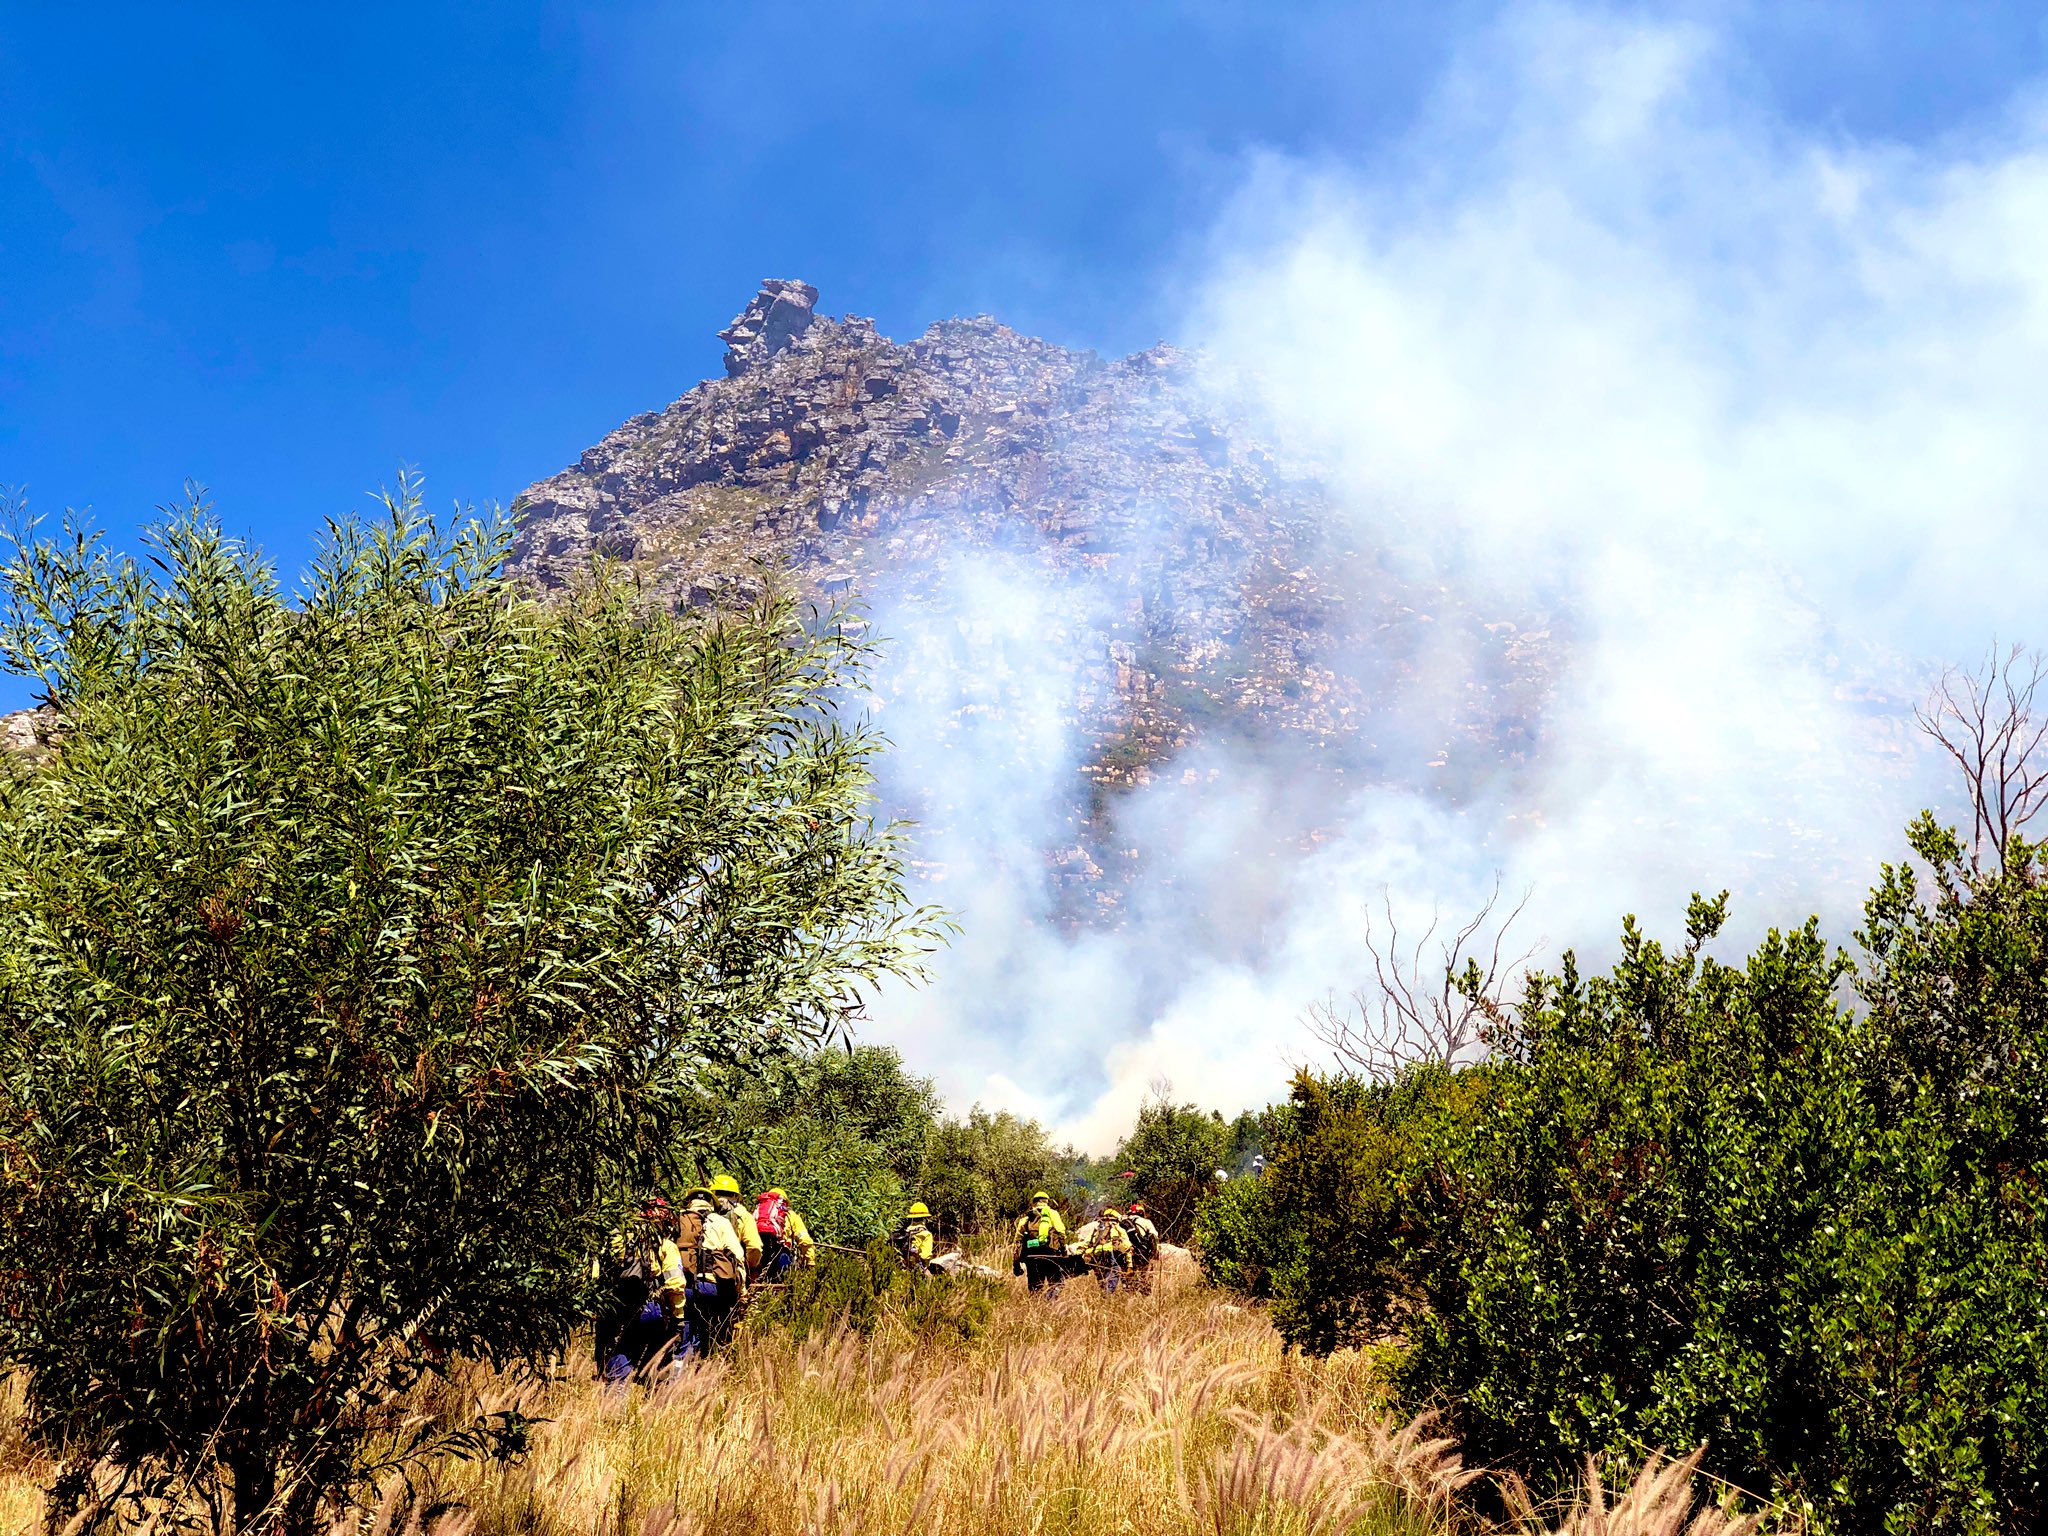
left=598, top=1178, right=1164, bottom=1379
left=595, top=1174, right=813, bottom=1381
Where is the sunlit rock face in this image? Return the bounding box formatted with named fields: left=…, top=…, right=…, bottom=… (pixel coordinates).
left=509, top=281, right=1556, bottom=919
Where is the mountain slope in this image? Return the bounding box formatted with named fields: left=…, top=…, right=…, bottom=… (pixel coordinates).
left=511, top=280, right=1555, bottom=821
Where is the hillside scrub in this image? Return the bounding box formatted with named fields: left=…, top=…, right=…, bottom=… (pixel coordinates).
left=1108, top=1097, right=1240, bottom=1241
left=0, top=486, right=939, bottom=1533
left=1223, top=835, right=2048, bottom=1533
left=918, top=1105, right=1073, bottom=1236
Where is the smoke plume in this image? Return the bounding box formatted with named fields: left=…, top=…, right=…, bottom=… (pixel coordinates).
left=864, top=6, right=2048, bottom=1150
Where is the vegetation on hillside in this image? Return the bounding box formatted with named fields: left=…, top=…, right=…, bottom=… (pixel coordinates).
left=2, top=482, right=2041, bottom=1536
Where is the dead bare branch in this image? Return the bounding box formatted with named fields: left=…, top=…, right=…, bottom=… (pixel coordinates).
left=1304, top=875, right=1534, bottom=1081
left=1916, top=641, right=2048, bottom=872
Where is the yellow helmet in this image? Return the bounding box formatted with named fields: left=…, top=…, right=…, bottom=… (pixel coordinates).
left=1030, top=1190, right=1052, bottom=1204
left=1103, top=1208, right=1122, bottom=1219
left=906, top=1201, right=931, bottom=1219
left=763, top=1186, right=786, bottom=1201
left=709, top=1173, right=741, bottom=1197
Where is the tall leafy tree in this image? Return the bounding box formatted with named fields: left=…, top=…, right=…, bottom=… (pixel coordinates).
left=0, top=483, right=940, bottom=1532
left=919, top=1107, right=1068, bottom=1234
left=1113, top=1097, right=1232, bottom=1240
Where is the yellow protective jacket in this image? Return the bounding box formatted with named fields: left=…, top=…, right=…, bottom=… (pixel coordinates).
left=897, top=1220, right=935, bottom=1269
left=715, top=1196, right=765, bottom=1279
left=784, top=1208, right=817, bottom=1267
left=652, top=1237, right=687, bottom=1303
left=1072, top=1218, right=1133, bottom=1263
left=1012, top=1204, right=1067, bottom=1261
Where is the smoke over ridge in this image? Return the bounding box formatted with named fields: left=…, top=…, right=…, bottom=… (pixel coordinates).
left=861, top=6, right=2048, bottom=1150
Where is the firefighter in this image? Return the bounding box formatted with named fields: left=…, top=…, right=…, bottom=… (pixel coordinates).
left=753, top=1186, right=816, bottom=1280
left=1124, top=1200, right=1162, bottom=1294
left=708, top=1172, right=765, bottom=1282
left=894, top=1201, right=937, bottom=1274
left=1012, top=1191, right=1069, bottom=1293
left=594, top=1197, right=687, bottom=1382
left=1071, top=1207, right=1134, bottom=1293
left=673, top=1185, right=750, bottom=1358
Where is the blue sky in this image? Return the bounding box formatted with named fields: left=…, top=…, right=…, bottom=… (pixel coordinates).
left=5, top=3, right=2045, bottom=577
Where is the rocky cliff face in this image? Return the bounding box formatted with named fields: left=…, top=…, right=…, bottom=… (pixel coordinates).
left=517, top=286, right=1549, bottom=751
left=510, top=282, right=1555, bottom=916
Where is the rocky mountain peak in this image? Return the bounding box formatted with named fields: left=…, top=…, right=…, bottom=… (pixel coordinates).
left=717, top=278, right=819, bottom=377
left=508, top=281, right=1555, bottom=917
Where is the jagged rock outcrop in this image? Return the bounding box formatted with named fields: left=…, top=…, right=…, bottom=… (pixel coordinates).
left=510, top=282, right=1556, bottom=913
left=0, top=705, right=64, bottom=767
left=717, top=278, right=819, bottom=377
left=513, top=282, right=1551, bottom=779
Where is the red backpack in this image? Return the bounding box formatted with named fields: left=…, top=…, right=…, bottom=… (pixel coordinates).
left=755, top=1190, right=789, bottom=1238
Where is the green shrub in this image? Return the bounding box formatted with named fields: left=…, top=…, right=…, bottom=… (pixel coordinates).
left=1115, top=1098, right=1234, bottom=1240
left=1192, top=1161, right=1280, bottom=1296
left=1825, top=819, right=2048, bottom=1532
left=1244, top=1065, right=1491, bottom=1355
left=1265, top=852, right=2048, bottom=1532
left=746, top=1244, right=1000, bottom=1350
left=898, top=1270, right=1004, bottom=1349
left=735, top=1116, right=906, bottom=1246
left=746, top=1245, right=901, bottom=1342
left=919, top=1106, right=1068, bottom=1236
left=1400, top=896, right=1858, bottom=1506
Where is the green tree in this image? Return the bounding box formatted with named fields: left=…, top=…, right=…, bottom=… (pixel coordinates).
left=0, top=487, right=939, bottom=1532
left=691, top=1043, right=941, bottom=1243
left=918, top=1106, right=1067, bottom=1235
left=782, top=1043, right=939, bottom=1182
left=1225, top=1108, right=1267, bottom=1165
left=1114, top=1097, right=1232, bottom=1240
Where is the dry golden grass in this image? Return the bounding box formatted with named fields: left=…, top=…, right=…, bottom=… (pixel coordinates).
left=362, top=1256, right=1464, bottom=1536
left=0, top=1256, right=1794, bottom=1535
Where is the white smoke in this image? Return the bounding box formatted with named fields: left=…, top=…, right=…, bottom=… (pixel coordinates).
left=864, top=5, right=2048, bottom=1150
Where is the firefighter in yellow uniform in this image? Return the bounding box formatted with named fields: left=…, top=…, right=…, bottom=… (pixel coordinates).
left=1071, top=1207, right=1135, bottom=1293
left=709, top=1172, right=765, bottom=1283
left=895, top=1201, right=937, bottom=1273
left=1012, top=1191, right=1069, bottom=1293
left=1124, top=1200, right=1162, bottom=1294
left=596, top=1198, right=689, bottom=1382
left=675, top=1186, right=750, bottom=1358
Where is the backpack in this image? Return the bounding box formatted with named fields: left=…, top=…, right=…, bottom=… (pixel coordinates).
left=1087, top=1218, right=1127, bottom=1258
left=1020, top=1209, right=1065, bottom=1256
left=1129, top=1221, right=1158, bottom=1265
left=755, top=1191, right=789, bottom=1238
left=675, top=1207, right=741, bottom=1284
left=604, top=1220, right=662, bottom=1287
